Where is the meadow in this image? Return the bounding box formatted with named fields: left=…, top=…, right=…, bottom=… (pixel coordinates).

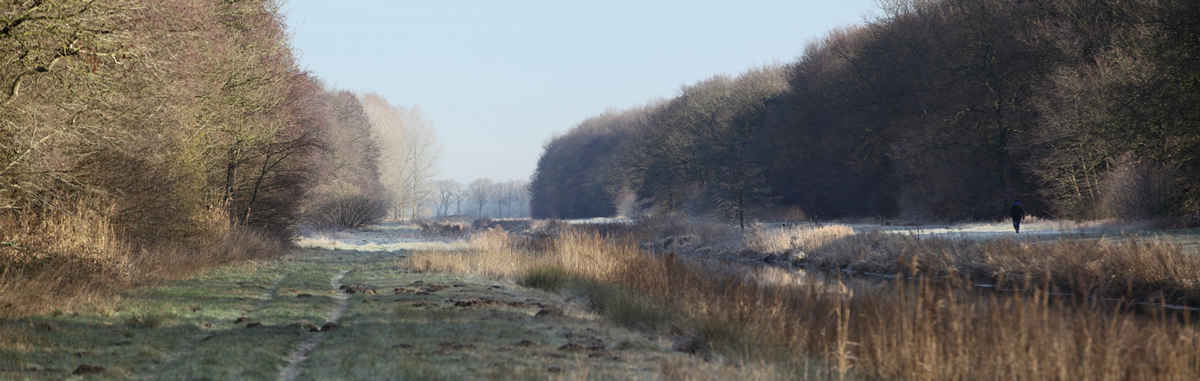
left=5, top=217, right=1200, bottom=379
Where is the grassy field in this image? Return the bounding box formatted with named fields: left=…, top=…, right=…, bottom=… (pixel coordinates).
left=6, top=218, right=1200, bottom=379
left=0, top=246, right=743, bottom=380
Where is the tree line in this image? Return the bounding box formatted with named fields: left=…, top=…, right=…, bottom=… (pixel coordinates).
left=1, top=0, right=442, bottom=267
left=531, top=0, right=1200, bottom=225
left=432, top=178, right=531, bottom=219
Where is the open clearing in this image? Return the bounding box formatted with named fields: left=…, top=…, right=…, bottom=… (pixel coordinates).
left=0, top=244, right=703, bottom=380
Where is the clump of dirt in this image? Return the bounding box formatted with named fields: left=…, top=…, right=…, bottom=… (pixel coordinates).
left=434, top=341, right=476, bottom=354
left=309, top=322, right=338, bottom=332
left=340, top=285, right=376, bottom=294
left=535, top=306, right=564, bottom=317
left=450, top=298, right=533, bottom=309
left=560, top=339, right=616, bottom=358
left=558, top=343, right=588, bottom=353
left=72, top=364, right=106, bottom=375
left=453, top=298, right=507, bottom=308
left=394, top=284, right=446, bottom=295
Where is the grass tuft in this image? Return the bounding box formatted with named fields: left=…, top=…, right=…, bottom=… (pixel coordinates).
left=518, top=266, right=572, bottom=292
left=571, top=278, right=670, bottom=330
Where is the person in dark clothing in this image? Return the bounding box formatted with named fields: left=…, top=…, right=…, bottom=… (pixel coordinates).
left=1010, top=200, right=1024, bottom=233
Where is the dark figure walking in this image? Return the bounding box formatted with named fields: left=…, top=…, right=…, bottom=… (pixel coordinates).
left=1010, top=200, right=1024, bottom=233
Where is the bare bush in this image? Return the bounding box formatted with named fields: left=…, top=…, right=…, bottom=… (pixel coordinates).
left=418, top=220, right=467, bottom=238
left=307, top=192, right=389, bottom=229
left=1098, top=153, right=1177, bottom=221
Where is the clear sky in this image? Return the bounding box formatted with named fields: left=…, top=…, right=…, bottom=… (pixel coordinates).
left=282, top=0, right=880, bottom=184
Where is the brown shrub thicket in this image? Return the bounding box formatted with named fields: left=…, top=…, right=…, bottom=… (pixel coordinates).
left=305, top=189, right=389, bottom=230
left=1097, top=153, right=1177, bottom=221
left=0, top=0, right=386, bottom=315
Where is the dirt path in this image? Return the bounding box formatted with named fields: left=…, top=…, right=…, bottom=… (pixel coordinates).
left=277, top=270, right=349, bottom=381
left=0, top=247, right=698, bottom=380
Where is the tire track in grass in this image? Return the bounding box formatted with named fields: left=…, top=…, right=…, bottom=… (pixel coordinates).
left=277, top=270, right=350, bottom=381
left=144, top=272, right=290, bottom=380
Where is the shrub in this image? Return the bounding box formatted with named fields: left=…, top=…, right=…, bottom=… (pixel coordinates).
left=418, top=221, right=467, bottom=238
left=1098, top=153, right=1176, bottom=221
left=307, top=191, right=389, bottom=229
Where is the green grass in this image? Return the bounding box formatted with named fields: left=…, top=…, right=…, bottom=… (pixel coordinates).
left=572, top=279, right=670, bottom=331
left=0, top=247, right=697, bottom=380
left=517, top=266, right=572, bottom=292
left=520, top=266, right=670, bottom=332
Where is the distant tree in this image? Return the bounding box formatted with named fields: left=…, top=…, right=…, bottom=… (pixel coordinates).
left=400, top=107, right=442, bottom=218
left=454, top=189, right=465, bottom=215
left=433, top=179, right=461, bottom=216
left=712, top=149, right=777, bottom=229
left=465, top=179, right=494, bottom=218
left=529, top=104, right=655, bottom=218
left=512, top=179, right=531, bottom=217
left=360, top=94, right=443, bottom=219
left=493, top=180, right=527, bottom=218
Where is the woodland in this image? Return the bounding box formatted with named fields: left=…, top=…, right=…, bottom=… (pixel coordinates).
left=0, top=0, right=444, bottom=311
left=530, top=0, right=1200, bottom=225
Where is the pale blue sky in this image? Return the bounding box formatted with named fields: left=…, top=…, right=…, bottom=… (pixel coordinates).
left=283, top=1, right=879, bottom=183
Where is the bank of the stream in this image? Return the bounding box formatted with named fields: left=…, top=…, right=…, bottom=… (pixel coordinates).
left=407, top=220, right=1200, bottom=379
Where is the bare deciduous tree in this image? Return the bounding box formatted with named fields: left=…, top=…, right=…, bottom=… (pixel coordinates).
left=433, top=179, right=462, bottom=216
left=465, top=179, right=494, bottom=218
left=512, top=179, right=531, bottom=217
left=360, top=93, right=443, bottom=220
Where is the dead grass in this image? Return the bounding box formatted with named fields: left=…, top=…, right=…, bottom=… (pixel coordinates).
left=801, top=230, right=1200, bottom=305
left=0, top=208, right=283, bottom=318
left=743, top=224, right=855, bottom=256
left=407, top=224, right=1200, bottom=380
left=1023, top=216, right=1155, bottom=232
left=408, top=227, right=640, bottom=282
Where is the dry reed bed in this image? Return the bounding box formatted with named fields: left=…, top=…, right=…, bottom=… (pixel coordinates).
left=0, top=210, right=282, bottom=318
left=604, top=215, right=1200, bottom=306
left=408, top=227, right=1200, bottom=380
left=800, top=230, right=1200, bottom=305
